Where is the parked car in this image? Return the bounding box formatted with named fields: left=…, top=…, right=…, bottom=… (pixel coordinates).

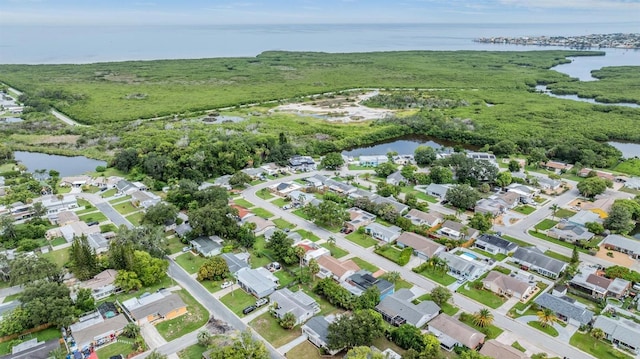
left=221, top=281, right=233, bottom=289
left=255, top=298, right=269, bottom=307
left=182, top=246, right=191, bottom=252
left=282, top=205, right=291, bottom=210
left=87, top=221, right=99, bottom=226
left=267, top=262, right=281, bottom=272
left=242, top=305, right=257, bottom=315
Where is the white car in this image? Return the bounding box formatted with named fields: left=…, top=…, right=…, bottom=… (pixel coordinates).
left=221, top=281, right=233, bottom=289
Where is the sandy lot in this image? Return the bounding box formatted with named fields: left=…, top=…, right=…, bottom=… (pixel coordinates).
left=595, top=246, right=635, bottom=267
left=271, top=90, right=394, bottom=123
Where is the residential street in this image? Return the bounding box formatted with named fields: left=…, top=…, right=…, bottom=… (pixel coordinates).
left=76, top=192, right=135, bottom=229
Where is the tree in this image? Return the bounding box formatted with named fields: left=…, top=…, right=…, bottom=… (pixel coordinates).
left=146, top=351, right=168, bottom=359
left=445, top=184, right=479, bottom=210
left=344, top=346, right=384, bottom=359
left=473, top=308, right=494, bottom=328
left=111, top=225, right=167, bottom=261
left=585, top=221, right=604, bottom=235
left=321, top=152, right=345, bottom=170
left=266, top=230, right=296, bottom=265
left=197, top=330, right=212, bottom=346
left=429, top=166, right=453, bottom=184
left=131, top=250, right=169, bottom=286
left=591, top=327, right=605, bottom=347
left=113, top=148, right=139, bottom=172
left=390, top=324, right=424, bottom=351
left=197, top=256, right=230, bottom=281
left=495, top=171, right=512, bottom=189
left=537, top=308, right=557, bottom=328
left=294, top=245, right=306, bottom=279
left=69, top=236, right=100, bottom=281
left=19, top=282, right=76, bottom=328
left=206, top=330, right=268, bottom=359
left=527, top=148, right=547, bottom=168
left=571, top=246, right=580, bottom=265
left=229, top=171, right=252, bottom=187
left=355, top=286, right=380, bottom=310
left=115, top=270, right=142, bottom=292
left=309, top=258, right=320, bottom=281
left=577, top=177, right=611, bottom=199
left=508, top=159, right=521, bottom=172
left=279, top=312, right=297, bottom=329
left=491, top=140, right=518, bottom=157
left=314, top=277, right=355, bottom=310
left=31, top=202, right=47, bottom=219
left=382, top=271, right=400, bottom=284
left=374, top=161, right=397, bottom=178
left=122, top=323, right=141, bottom=338
left=430, top=286, right=452, bottom=307
left=468, top=212, right=492, bottom=232
left=414, top=146, right=437, bottom=166
left=8, top=255, right=63, bottom=286
left=604, top=266, right=640, bottom=283
left=75, top=288, right=95, bottom=313
left=141, top=202, right=178, bottom=226
left=458, top=351, right=492, bottom=359
left=327, top=236, right=336, bottom=246
left=327, top=309, right=385, bottom=350
left=303, top=200, right=349, bottom=228
left=550, top=204, right=559, bottom=220
left=604, top=202, right=635, bottom=234
left=0, top=214, right=17, bottom=244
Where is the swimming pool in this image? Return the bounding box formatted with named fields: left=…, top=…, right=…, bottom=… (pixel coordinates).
left=460, top=252, right=478, bottom=261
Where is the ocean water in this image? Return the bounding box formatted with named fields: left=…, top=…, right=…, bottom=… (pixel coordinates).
left=0, top=22, right=639, bottom=64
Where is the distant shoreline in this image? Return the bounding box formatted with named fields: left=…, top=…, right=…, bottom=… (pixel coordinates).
left=474, top=33, right=640, bottom=50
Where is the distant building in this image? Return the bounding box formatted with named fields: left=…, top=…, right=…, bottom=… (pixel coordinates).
left=359, top=155, right=388, bottom=167
left=404, top=209, right=443, bottom=228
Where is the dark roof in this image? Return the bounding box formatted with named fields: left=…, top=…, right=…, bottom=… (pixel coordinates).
left=304, top=316, right=331, bottom=343
left=534, top=293, right=594, bottom=325
left=221, top=253, right=249, bottom=274
left=476, top=234, right=518, bottom=252
left=348, top=270, right=394, bottom=295
left=512, top=247, right=566, bottom=274
left=0, top=338, right=60, bottom=359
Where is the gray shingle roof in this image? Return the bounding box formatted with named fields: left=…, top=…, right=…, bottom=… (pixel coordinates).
left=512, top=247, right=567, bottom=275
left=475, top=234, right=518, bottom=252
left=534, top=293, right=594, bottom=325
left=593, top=316, right=640, bottom=350
left=304, top=316, right=330, bottom=344
left=221, top=253, right=249, bottom=274
left=603, top=234, right=640, bottom=254
left=375, top=289, right=440, bottom=327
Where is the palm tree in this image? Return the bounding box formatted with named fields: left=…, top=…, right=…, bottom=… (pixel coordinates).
left=591, top=328, right=605, bottom=348
left=294, top=246, right=306, bottom=280
left=327, top=236, right=336, bottom=246
left=550, top=204, right=559, bottom=219
left=537, top=308, right=557, bottom=328
left=473, top=308, right=494, bottom=328
left=382, top=271, right=401, bottom=284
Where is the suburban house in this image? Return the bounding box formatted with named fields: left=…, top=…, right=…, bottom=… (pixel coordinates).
left=375, top=288, right=440, bottom=327
left=46, top=221, right=101, bottom=243
left=473, top=234, right=518, bottom=255
left=364, top=222, right=402, bottom=243
left=592, top=315, right=640, bottom=355
left=403, top=209, right=443, bottom=228
left=479, top=340, right=528, bottom=359
left=302, top=315, right=342, bottom=355
left=40, top=194, right=78, bottom=214
left=467, top=152, right=497, bottom=164
left=482, top=271, right=536, bottom=300
left=86, top=232, right=114, bottom=254
left=423, top=183, right=450, bottom=199
left=602, top=234, right=640, bottom=259
left=50, top=210, right=79, bottom=226
left=569, top=267, right=630, bottom=299
left=116, top=180, right=146, bottom=194
left=392, top=154, right=415, bottom=165
left=359, top=155, right=388, bottom=167
left=567, top=210, right=603, bottom=227
left=578, top=168, right=615, bottom=181
left=211, top=175, right=231, bottom=190
left=396, top=232, right=444, bottom=260
left=437, top=252, right=485, bottom=281
left=121, top=291, right=187, bottom=325
left=510, top=247, right=567, bottom=279
left=371, top=195, right=409, bottom=215
left=474, top=192, right=520, bottom=216
left=288, top=155, right=316, bottom=171
left=271, top=182, right=301, bottom=197
left=78, top=269, right=118, bottom=300
left=287, top=190, right=316, bottom=205
left=505, top=183, right=538, bottom=203
left=240, top=167, right=265, bottom=179
left=386, top=171, right=407, bottom=186
left=316, top=255, right=360, bottom=282
left=230, top=205, right=252, bottom=221
left=534, top=293, right=594, bottom=326
left=536, top=177, right=562, bottom=191
left=269, top=288, right=321, bottom=326
left=130, top=190, right=161, bottom=209
left=69, top=311, right=128, bottom=350
left=344, top=207, right=377, bottom=232
left=236, top=267, right=279, bottom=298
left=264, top=228, right=302, bottom=245
left=260, top=162, right=280, bottom=176
left=174, top=222, right=192, bottom=238
left=221, top=252, right=250, bottom=275
left=344, top=270, right=395, bottom=300
left=189, top=236, right=224, bottom=257
left=427, top=313, right=486, bottom=351
left=324, top=178, right=357, bottom=196
left=541, top=161, right=573, bottom=174
left=1, top=338, right=60, bottom=359
left=438, top=220, right=479, bottom=241
left=241, top=216, right=276, bottom=236
left=547, top=222, right=594, bottom=242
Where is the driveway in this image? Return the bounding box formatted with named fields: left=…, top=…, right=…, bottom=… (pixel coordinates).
left=140, top=323, right=167, bottom=350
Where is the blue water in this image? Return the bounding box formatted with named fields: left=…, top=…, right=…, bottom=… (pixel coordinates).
left=14, top=151, right=107, bottom=177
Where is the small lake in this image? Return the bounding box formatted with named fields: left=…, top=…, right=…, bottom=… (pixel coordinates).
left=0, top=117, right=23, bottom=123
left=608, top=142, right=640, bottom=159
left=341, top=135, right=476, bottom=157
left=14, top=151, right=107, bottom=177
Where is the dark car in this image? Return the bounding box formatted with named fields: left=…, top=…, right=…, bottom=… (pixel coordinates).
left=242, top=305, right=257, bottom=315
left=87, top=221, right=99, bottom=226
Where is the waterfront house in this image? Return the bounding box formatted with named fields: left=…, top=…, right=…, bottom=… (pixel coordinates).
left=364, top=222, right=402, bottom=243
left=396, top=232, right=444, bottom=260
left=534, top=293, right=594, bottom=326
left=39, top=194, right=77, bottom=214
left=473, top=234, right=518, bottom=255
left=359, top=155, right=388, bottom=167
left=269, top=288, right=320, bottom=326
left=427, top=313, right=486, bottom=351
left=467, top=152, right=497, bottom=164
left=510, top=247, right=567, bottom=279
left=375, top=288, right=440, bottom=327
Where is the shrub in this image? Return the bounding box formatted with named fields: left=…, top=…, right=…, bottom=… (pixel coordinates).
left=95, top=165, right=106, bottom=172
left=397, top=247, right=413, bottom=266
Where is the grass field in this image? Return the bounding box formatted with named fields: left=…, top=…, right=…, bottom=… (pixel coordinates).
left=415, top=293, right=458, bottom=316
left=457, top=284, right=506, bottom=309
left=615, top=159, right=640, bottom=176
left=459, top=314, right=504, bottom=339
left=100, top=188, right=117, bottom=198
left=351, top=257, right=379, bottom=273
left=252, top=208, right=274, bottom=219
left=250, top=312, right=301, bottom=347
left=287, top=342, right=322, bottom=359
left=126, top=212, right=144, bottom=226
left=271, top=198, right=288, bottom=207
left=156, top=290, right=209, bottom=341
left=220, top=289, right=257, bottom=317
left=109, top=195, right=131, bottom=204
left=513, top=205, right=536, bottom=215
left=231, top=198, right=254, bottom=208
left=375, top=246, right=406, bottom=265
left=292, top=209, right=310, bottom=220
left=255, top=190, right=274, bottom=200
left=415, top=267, right=456, bottom=286
left=512, top=341, right=526, bottom=352
left=470, top=248, right=507, bottom=261
left=535, top=219, right=558, bottom=231
left=294, top=229, right=321, bottom=242
left=175, top=252, right=207, bottom=274
left=41, top=248, right=70, bottom=268
left=544, top=250, right=572, bottom=263
left=178, top=345, right=208, bottom=359
left=164, top=235, right=186, bottom=254
left=529, top=230, right=589, bottom=253
left=501, top=235, right=533, bottom=247
left=114, top=201, right=140, bottom=215
left=570, top=331, right=632, bottom=359
left=50, top=237, right=67, bottom=246
left=345, top=232, right=378, bottom=248
left=79, top=212, right=108, bottom=223
left=555, top=208, right=577, bottom=219
left=273, top=218, right=294, bottom=230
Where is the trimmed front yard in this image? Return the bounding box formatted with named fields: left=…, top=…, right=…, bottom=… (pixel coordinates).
left=292, top=209, right=310, bottom=220
left=345, top=232, right=378, bottom=248
left=415, top=267, right=456, bottom=286
left=513, top=205, right=536, bottom=215
left=255, top=189, right=274, bottom=200
left=570, top=331, right=633, bottom=359
left=459, top=314, right=504, bottom=339
left=535, top=219, right=558, bottom=231
left=273, top=218, right=295, bottom=230
left=271, top=198, right=288, bottom=207
left=250, top=312, right=301, bottom=347
left=175, top=252, right=207, bottom=274
left=100, top=188, right=117, bottom=198
left=555, top=208, right=577, bottom=219
left=527, top=321, right=558, bottom=337
left=50, top=237, right=67, bottom=246
left=320, top=243, right=348, bottom=258
left=114, top=201, right=140, bottom=215
left=156, top=290, right=209, bottom=341
left=232, top=198, right=254, bottom=208
left=351, top=257, right=379, bottom=273
left=220, top=289, right=258, bottom=317
left=79, top=212, right=108, bottom=223
left=544, top=250, right=572, bottom=263
left=501, top=235, right=533, bottom=248
left=40, top=248, right=70, bottom=268
left=178, top=344, right=208, bottom=359
left=252, top=208, right=274, bottom=219
left=126, top=212, right=144, bottom=226
left=529, top=230, right=589, bottom=253
left=295, top=229, right=321, bottom=242
left=287, top=341, right=322, bottom=359
left=457, top=284, right=506, bottom=309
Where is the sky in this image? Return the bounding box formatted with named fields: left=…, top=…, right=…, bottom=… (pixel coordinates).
left=0, top=0, right=639, bottom=25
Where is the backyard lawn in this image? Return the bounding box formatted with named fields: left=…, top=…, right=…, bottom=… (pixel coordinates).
left=50, top=237, right=67, bottom=246
left=175, top=252, right=208, bottom=274
left=345, top=232, right=378, bottom=248
left=457, top=284, right=506, bottom=309
left=320, top=243, right=348, bottom=258
left=351, top=257, right=379, bottom=273
left=250, top=312, right=301, bottom=347
left=40, top=248, right=70, bottom=268
left=535, top=219, right=558, bottom=231
left=220, top=289, right=257, bottom=317
left=96, top=341, right=136, bottom=359
left=415, top=267, right=456, bottom=286
left=79, top=212, right=108, bottom=223
left=252, top=208, right=274, bottom=219
left=295, top=229, right=321, bottom=242
left=231, top=198, right=254, bottom=208
left=570, top=331, right=632, bottom=359
left=527, top=321, right=558, bottom=337
left=156, top=290, right=209, bottom=341
left=125, top=212, right=144, bottom=226
left=415, top=294, right=458, bottom=316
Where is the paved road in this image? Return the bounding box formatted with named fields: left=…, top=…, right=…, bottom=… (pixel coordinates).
left=243, top=172, right=596, bottom=359
left=76, top=192, right=135, bottom=229
left=50, top=108, right=85, bottom=127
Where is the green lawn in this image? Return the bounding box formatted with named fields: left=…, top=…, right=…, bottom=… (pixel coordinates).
left=345, top=232, right=378, bottom=248
left=415, top=267, right=456, bottom=286
left=555, top=208, right=577, bottom=219
left=273, top=218, right=295, bottom=230
left=512, top=341, right=526, bottom=352
left=255, top=190, right=274, bottom=200
left=395, top=279, right=413, bottom=291
left=175, top=252, right=208, bottom=274
left=400, top=187, right=438, bottom=203
left=3, top=293, right=21, bottom=303
left=40, top=248, right=70, bottom=268
left=287, top=341, right=322, bottom=359
left=232, top=198, right=254, bottom=208
left=469, top=248, right=507, bottom=261
left=271, top=198, right=288, bottom=207
left=501, top=235, right=533, bottom=247
left=252, top=207, right=274, bottom=219
left=126, top=212, right=144, bottom=226
left=457, top=284, right=507, bottom=309
left=294, top=229, right=321, bottom=242
left=100, top=223, right=118, bottom=233
left=220, top=289, right=258, bottom=317
left=75, top=207, right=99, bottom=215
left=0, top=327, right=61, bottom=355
left=199, top=279, right=224, bottom=294
left=320, top=243, right=348, bottom=258
left=100, top=188, right=117, bottom=198
left=416, top=293, right=458, bottom=316
left=529, top=230, right=589, bottom=253
left=96, top=341, right=135, bottom=359
left=114, top=201, right=140, bottom=215
left=527, top=321, right=558, bottom=337
left=375, top=246, right=406, bottom=265
left=50, top=237, right=67, bottom=246
left=292, top=209, right=310, bottom=220
left=250, top=312, right=301, bottom=347
left=458, top=314, right=504, bottom=339
left=570, top=331, right=632, bottom=359
left=108, top=195, right=131, bottom=204
left=156, top=290, right=209, bottom=341
left=351, top=257, right=379, bottom=273
left=348, top=164, right=372, bottom=171
left=113, top=276, right=175, bottom=302
left=544, top=250, right=572, bottom=263
left=79, top=212, right=108, bottom=223
left=510, top=282, right=548, bottom=314
left=178, top=344, right=208, bottom=359
left=274, top=269, right=297, bottom=288
left=164, top=235, right=186, bottom=255
left=77, top=198, right=92, bottom=208
left=513, top=205, right=536, bottom=215
left=536, top=219, right=559, bottom=231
